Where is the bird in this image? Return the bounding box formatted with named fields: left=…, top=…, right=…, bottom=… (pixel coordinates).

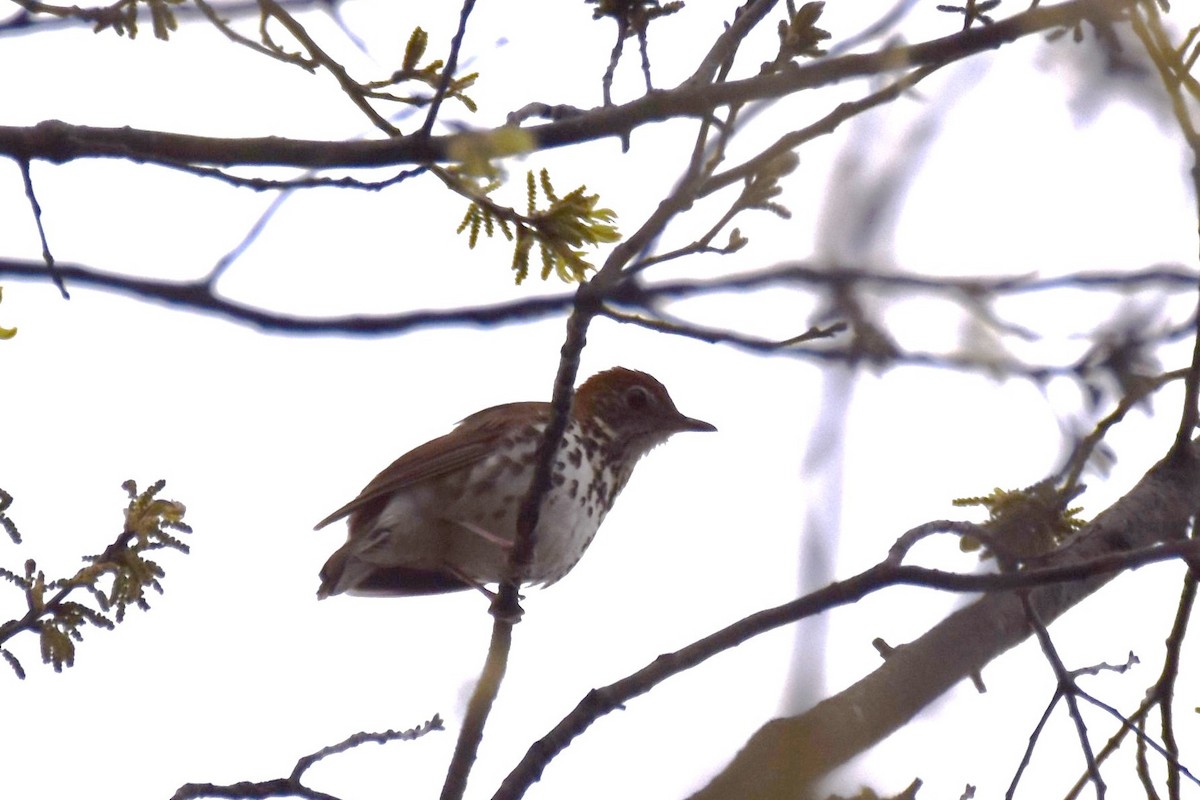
left=314, top=367, right=715, bottom=598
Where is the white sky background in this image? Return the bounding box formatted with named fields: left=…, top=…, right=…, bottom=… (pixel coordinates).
left=2, top=2, right=1199, bottom=799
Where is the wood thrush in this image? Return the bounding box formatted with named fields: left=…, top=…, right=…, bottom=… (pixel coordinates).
left=315, top=367, right=714, bottom=598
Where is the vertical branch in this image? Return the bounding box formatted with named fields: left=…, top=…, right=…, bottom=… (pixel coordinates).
left=440, top=621, right=513, bottom=800
left=438, top=0, right=766, bottom=777
left=505, top=295, right=599, bottom=611
left=636, top=28, right=653, bottom=93
left=1154, top=569, right=1198, bottom=799
left=420, top=0, right=478, bottom=138
left=602, top=27, right=624, bottom=107
left=1134, top=714, right=1159, bottom=798
left=440, top=290, right=600, bottom=800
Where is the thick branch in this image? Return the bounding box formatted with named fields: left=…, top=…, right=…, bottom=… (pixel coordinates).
left=690, top=444, right=1200, bottom=799
left=0, top=0, right=1132, bottom=170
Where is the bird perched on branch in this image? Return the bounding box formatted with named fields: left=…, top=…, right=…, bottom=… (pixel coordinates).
left=315, top=367, right=715, bottom=598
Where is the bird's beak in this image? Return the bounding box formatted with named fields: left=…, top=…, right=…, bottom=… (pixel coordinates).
left=678, top=415, right=717, bottom=433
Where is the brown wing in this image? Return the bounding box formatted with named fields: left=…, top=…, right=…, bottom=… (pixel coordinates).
left=313, top=401, right=548, bottom=532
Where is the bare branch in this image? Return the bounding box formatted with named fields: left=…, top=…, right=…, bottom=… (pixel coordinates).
left=171, top=717, right=444, bottom=800
left=1007, top=693, right=1059, bottom=799
left=258, top=0, right=397, bottom=135
left=0, top=257, right=576, bottom=333
left=1022, top=596, right=1104, bottom=796
left=15, top=156, right=66, bottom=298
left=600, top=304, right=845, bottom=352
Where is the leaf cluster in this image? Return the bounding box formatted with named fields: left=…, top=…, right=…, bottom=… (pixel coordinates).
left=0, top=479, right=191, bottom=677
left=763, top=1, right=831, bottom=73
left=456, top=168, right=620, bottom=284
left=954, top=480, right=1086, bottom=562
left=364, top=27, right=479, bottom=112
left=0, top=490, right=17, bottom=546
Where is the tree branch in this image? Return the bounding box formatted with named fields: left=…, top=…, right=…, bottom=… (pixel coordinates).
left=171, top=718, right=444, bottom=800
left=689, top=440, right=1200, bottom=799
left=2, top=257, right=1195, bottom=386
left=0, top=0, right=1134, bottom=170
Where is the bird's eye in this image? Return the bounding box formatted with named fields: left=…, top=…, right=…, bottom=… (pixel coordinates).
left=625, top=385, right=651, bottom=411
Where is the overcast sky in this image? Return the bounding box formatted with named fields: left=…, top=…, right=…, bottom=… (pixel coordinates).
left=2, top=2, right=1198, bottom=799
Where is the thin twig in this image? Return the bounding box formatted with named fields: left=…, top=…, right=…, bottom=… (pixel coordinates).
left=685, top=0, right=780, bottom=87
left=259, top=0, right=397, bottom=136
left=1058, top=369, right=1189, bottom=493
left=601, top=23, right=624, bottom=107
left=162, top=161, right=427, bottom=193
left=1136, top=713, right=1162, bottom=800
left=192, top=0, right=313, bottom=69
left=420, top=0, right=477, bottom=138
left=1077, top=689, right=1200, bottom=791
left=1062, top=567, right=1200, bottom=800
left=600, top=305, right=845, bottom=352
left=16, top=156, right=67, bottom=298
left=1007, top=691, right=1061, bottom=799
left=699, top=64, right=942, bottom=200
left=1023, top=595, right=1105, bottom=797
left=1154, top=569, right=1198, bottom=799
left=171, top=717, right=443, bottom=800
